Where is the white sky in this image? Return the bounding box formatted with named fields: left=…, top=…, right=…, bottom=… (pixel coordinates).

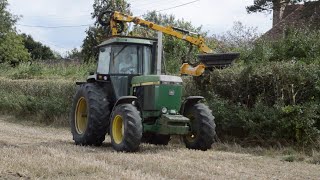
left=8, top=0, right=272, bottom=55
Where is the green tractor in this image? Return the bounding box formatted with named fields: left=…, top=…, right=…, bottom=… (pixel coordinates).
left=70, top=36, right=217, bottom=152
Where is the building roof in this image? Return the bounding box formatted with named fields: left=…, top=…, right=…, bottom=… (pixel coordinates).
left=263, top=1, right=320, bottom=40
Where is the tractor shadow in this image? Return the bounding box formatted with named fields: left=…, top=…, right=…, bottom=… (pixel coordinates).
left=102, top=136, right=186, bottom=154
left=137, top=143, right=184, bottom=154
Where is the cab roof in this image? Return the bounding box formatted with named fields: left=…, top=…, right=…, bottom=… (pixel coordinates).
left=98, top=36, right=156, bottom=47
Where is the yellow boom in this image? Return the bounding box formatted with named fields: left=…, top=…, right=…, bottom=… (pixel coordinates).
left=101, top=11, right=238, bottom=76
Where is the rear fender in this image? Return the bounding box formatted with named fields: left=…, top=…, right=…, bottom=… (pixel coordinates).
left=180, top=96, right=204, bottom=114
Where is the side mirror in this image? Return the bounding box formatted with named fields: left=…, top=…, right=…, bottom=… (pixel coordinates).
left=89, top=72, right=95, bottom=75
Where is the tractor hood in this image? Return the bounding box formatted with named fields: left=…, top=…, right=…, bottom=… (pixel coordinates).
left=131, top=75, right=182, bottom=86
left=131, top=75, right=183, bottom=117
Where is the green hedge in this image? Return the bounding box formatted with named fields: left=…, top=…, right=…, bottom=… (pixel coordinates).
left=0, top=62, right=96, bottom=80
left=0, top=78, right=75, bottom=125
left=192, top=62, right=320, bottom=147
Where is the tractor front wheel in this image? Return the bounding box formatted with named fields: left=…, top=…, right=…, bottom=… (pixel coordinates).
left=110, top=104, right=142, bottom=152
left=183, top=103, right=216, bottom=151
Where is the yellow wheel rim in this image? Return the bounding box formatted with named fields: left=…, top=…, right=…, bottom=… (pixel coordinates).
left=112, top=115, right=124, bottom=144
left=75, top=97, right=88, bottom=134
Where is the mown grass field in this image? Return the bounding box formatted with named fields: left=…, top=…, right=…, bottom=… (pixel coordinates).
left=0, top=115, right=319, bottom=180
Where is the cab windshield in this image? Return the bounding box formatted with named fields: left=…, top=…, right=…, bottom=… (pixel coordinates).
left=109, top=44, right=155, bottom=75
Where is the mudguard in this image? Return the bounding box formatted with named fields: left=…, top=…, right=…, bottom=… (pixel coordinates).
left=180, top=96, right=204, bottom=114
left=112, top=96, right=137, bottom=112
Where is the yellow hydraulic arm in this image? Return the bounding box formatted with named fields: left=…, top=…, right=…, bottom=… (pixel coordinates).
left=105, top=11, right=221, bottom=76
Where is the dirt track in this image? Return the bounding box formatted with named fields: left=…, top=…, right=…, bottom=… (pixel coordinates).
left=0, top=115, right=319, bottom=180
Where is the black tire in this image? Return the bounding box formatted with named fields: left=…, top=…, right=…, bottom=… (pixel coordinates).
left=142, top=133, right=171, bottom=145
left=70, top=83, right=110, bottom=146
left=183, top=103, right=216, bottom=151
left=110, top=104, right=142, bottom=152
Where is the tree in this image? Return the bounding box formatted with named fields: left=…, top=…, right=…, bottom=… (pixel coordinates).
left=81, top=27, right=104, bottom=62
left=20, top=33, right=55, bottom=60
left=246, top=0, right=305, bottom=13
left=53, top=51, right=63, bottom=59
left=0, top=32, right=30, bottom=64
left=81, top=0, right=131, bottom=62
left=0, top=0, right=30, bottom=64
left=66, top=48, right=82, bottom=60
left=214, top=22, right=259, bottom=52
left=0, top=0, right=17, bottom=35
left=246, top=0, right=316, bottom=26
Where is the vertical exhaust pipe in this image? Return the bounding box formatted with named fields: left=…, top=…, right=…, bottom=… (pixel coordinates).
left=157, top=32, right=163, bottom=75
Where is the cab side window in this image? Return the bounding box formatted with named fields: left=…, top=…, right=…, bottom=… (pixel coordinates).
left=97, top=47, right=111, bottom=74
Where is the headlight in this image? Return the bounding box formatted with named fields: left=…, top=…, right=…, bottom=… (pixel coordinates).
left=161, top=107, right=168, bottom=114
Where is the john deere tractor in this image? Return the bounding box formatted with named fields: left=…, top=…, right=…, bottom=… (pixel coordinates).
left=70, top=11, right=238, bottom=152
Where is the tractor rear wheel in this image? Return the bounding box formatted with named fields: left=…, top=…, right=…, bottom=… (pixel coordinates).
left=142, top=133, right=171, bottom=145
left=70, top=83, right=110, bottom=146
left=183, top=103, right=216, bottom=151
left=110, top=104, right=142, bottom=152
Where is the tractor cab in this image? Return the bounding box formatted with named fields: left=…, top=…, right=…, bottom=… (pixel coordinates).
left=94, top=36, right=157, bottom=98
